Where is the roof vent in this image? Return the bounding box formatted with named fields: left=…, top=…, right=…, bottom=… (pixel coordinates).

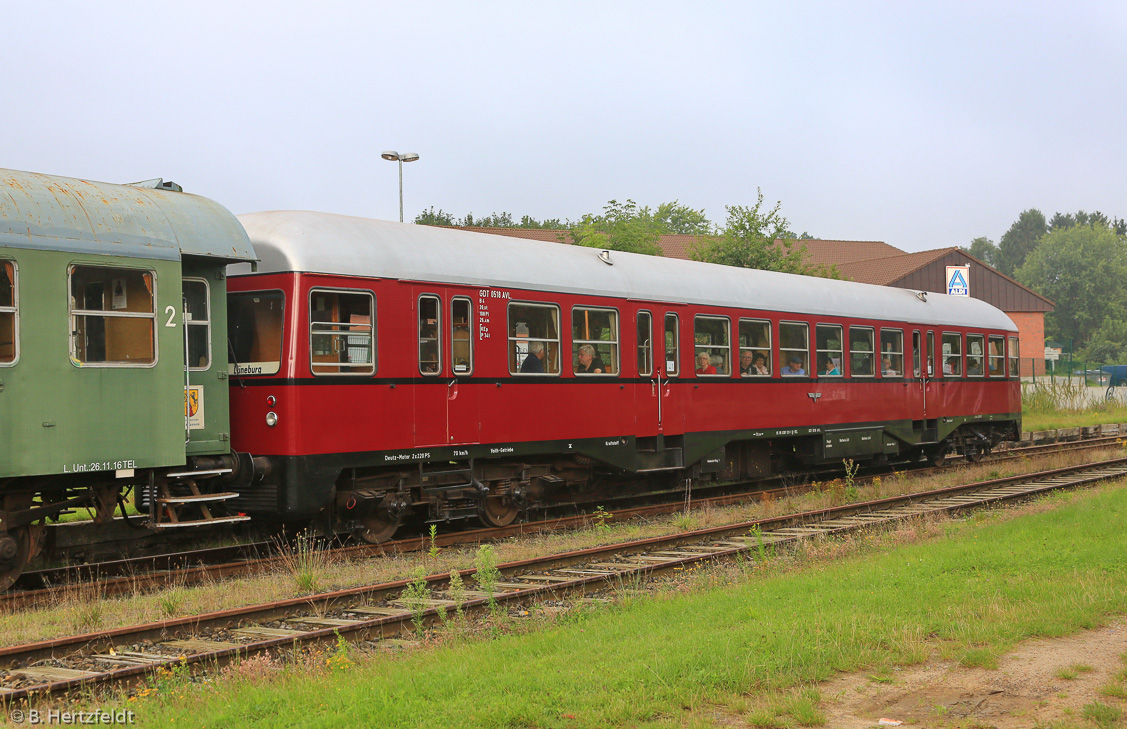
left=127, top=178, right=184, bottom=193
left=598, top=250, right=613, bottom=265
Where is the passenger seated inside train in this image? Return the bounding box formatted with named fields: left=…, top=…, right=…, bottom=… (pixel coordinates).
left=695, top=350, right=717, bottom=375
left=520, top=341, right=546, bottom=373
left=711, top=354, right=727, bottom=374
left=882, top=356, right=899, bottom=376
left=753, top=352, right=770, bottom=375
left=820, top=357, right=840, bottom=376
left=781, top=356, right=805, bottom=376
left=575, top=343, right=606, bottom=374
left=739, top=350, right=754, bottom=375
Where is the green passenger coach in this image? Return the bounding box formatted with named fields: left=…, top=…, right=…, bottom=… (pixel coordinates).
left=0, top=168, right=256, bottom=588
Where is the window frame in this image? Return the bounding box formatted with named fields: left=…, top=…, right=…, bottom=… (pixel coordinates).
left=637, top=310, right=653, bottom=377
left=848, top=326, right=875, bottom=378
left=880, top=328, right=904, bottom=378
left=451, top=296, right=474, bottom=376
left=417, top=293, right=442, bottom=376
left=68, top=263, right=158, bottom=368
left=779, top=320, right=810, bottom=377
left=572, top=305, right=620, bottom=377
left=815, top=323, right=844, bottom=378
left=0, top=260, right=18, bottom=367
left=508, top=300, right=561, bottom=376
left=228, top=289, right=286, bottom=376
left=664, top=313, right=680, bottom=377
left=307, top=287, right=376, bottom=377
left=183, top=277, right=212, bottom=372
left=940, top=332, right=962, bottom=377
left=1008, top=336, right=1020, bottom=378
left=966, top=333, right=985, bottom=377
left=738, top=318, right=772, bottom=377
left=693, top=314, right=731, bottom=377
left=988, top=334, right=1005, bottom=377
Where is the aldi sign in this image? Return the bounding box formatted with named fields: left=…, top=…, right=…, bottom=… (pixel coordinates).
left=946, top=265, right=970, bottom=296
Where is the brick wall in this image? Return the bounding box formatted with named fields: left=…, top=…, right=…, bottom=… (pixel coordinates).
left=1007, top=311, right=1046, bottom=376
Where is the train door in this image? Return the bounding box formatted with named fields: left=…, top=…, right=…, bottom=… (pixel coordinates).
left=911, top=329, right=926, bottom=419
left=634, top=310, right=659, bottom=439
left=446, top=296, right=480, bottom=445
left=182, top=262, right=232, bottom=456
left=924, top=329, right=938, bottom=419
left=657, top=309, right=686, bottom=438
left=413, top=290, right=448, bottom=447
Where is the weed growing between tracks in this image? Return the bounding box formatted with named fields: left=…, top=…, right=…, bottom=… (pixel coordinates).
left=1, top=446, right=1124, bottom=651
left=111, top=479, right=1127, bottom=728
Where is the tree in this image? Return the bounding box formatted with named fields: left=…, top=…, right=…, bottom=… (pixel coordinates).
left=1049, top=210, right=1126, bottom=237
left=688, top=189, right=839, bottom=278
left=568, top=199, right=666, bottom=256
left=963, top=236, right=998, bottom=267
left=414, top=207, right=456, bottom=226
left=1080, top=318, right=1127, bottom=363
left=996, top=209, right=1047, bottom=276
left=653, top=200, right=714, bottom=235
left=1016, top=223, right=1127, bottom=348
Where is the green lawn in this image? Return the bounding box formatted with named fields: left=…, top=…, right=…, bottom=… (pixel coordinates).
left=120, top=482, right=1127, bottom=728
left=1022, top=407, right=1127, bottom=433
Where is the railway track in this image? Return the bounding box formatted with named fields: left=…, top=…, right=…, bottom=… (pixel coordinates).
left=4, top=434, right=1122, bottom=612
left=3, top=455, right=1126, bottom=703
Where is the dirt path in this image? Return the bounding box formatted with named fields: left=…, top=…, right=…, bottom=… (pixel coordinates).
left=817, top=617, right=1127, bottom=728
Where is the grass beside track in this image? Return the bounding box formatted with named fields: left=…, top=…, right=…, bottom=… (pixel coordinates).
left=120, top=480, right=1127, bottom=728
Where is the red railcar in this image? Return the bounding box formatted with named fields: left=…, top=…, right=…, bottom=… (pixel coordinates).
left=226, top=212, right=1021, bottom=541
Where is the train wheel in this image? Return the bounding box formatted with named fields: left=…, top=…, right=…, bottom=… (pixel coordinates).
left=965, top=445, right=986, bottom=463
left=0, top=526, right=34, bottom=592
left=479, top=496, right=519, bottom=528
left=928, top=444, right=950, bottom=467
left=356, top=511, right=399, bottom=544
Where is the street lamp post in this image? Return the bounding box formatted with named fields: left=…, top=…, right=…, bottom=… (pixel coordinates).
left=381, top=151, right=420, bottom=222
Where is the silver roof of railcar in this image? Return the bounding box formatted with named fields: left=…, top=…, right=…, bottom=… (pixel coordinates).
left=233, top=210, right=1016, bottom=332
left=0, top=168, right=255, bottom=262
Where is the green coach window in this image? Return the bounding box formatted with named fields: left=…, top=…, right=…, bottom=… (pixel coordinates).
left=69, top=265, right=155, bottom=366
left=184, top=279, right=211, bottom=370
left=0, top=261, right=16, bottom=364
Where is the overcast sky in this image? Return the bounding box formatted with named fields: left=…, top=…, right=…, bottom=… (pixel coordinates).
left=6, top=2, right=1125, bottom=251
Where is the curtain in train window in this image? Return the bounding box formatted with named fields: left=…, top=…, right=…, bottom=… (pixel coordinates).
left=815, top=324, right=843, bottom=376
left=509, top=302, right=560, bottom=375
left=694, top=316, right=730, bottom=376
left=310, top=289, right=375, bottom=376
left=572, top=307, right=618, bottom=375
left=184, top=279, right=211, bottom=370
left=966, top=334, right=985, bottom=376
left=69, top=266, right=155, bottom=366
left=849, top=327, right=875, bottom=377
left=637, top=311, right=652, bottom=377
left=941, top=333, right=962, bottom=376
left=988, top=335, right=1005, bottom=376
left=451, top=297, right=473, bottom=375
left=779, top=322, right=809, bottom=376
left=1008, top=336, right=1020, bottom=377
left=880, top=329, right=903, bottom=376
left=738, top=319, right=771, bottom=376
left=0, top=261, right=16, bottom=364
left=416, top=295, right=441, bottom=375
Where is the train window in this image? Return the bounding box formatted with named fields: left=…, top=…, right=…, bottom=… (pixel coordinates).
left=451, top=297, right=473, bottom=375
left=228, top=291, right=285, bottom=375
left=509, top=302, right=560, bottom=375
left=0, top=261, right=17, bottom=365
left=309, top=289, right=375, bottom=376
left=694, top=316, right=729, bottom=376
left=637, top=311, right=653, bottom=377
left=880, top=329, right=903, bottom=376
left=738, top=319, right=771, bottom=377
left=418, top=295, right=441, bottom=376
left=927, top=331, right=936, bottom=377
left=912, top=331, right=922, bottom=377
left=941, top=333, right=962, bottom=376
left=1008, top=336, right=1020, bottom=377
left=849, top=327, right=875, bottom=377
left=966, top=334, right=985, bottom=376
left=69, top=265, right=155, bottom=366
left=664, top=313, right=679, bottom=376
left=988, top=335, right=1005, bottom=376
left=815, top=324, right=843, bottom=377
left=779, top=322, right=809, bottom=376
left=184, top=279, right=211, bottom=370
left=572, top=307, right=619, bottom=376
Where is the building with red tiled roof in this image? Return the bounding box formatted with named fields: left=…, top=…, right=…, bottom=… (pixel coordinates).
left=456, top=226, right=1053, bottom=376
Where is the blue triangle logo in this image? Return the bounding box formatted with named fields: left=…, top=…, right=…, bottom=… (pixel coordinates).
left=949, top=270, right=968, bottom=289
